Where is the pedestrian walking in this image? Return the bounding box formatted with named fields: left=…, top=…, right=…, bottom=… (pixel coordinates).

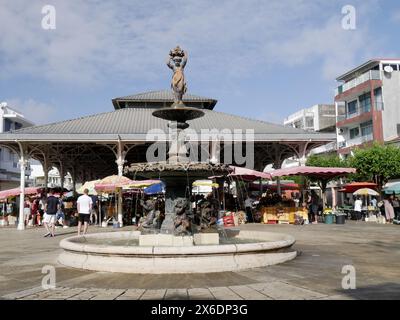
left=43, top=189, right=59, bottom=237
left=77, top=188, right=93, bottom=236
left=384, top=195, right=395, bottom=223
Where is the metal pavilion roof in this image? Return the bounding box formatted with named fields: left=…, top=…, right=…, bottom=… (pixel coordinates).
left=112, top=90, right=218, bottom=110
left=0, top=107, right=335, bottom=142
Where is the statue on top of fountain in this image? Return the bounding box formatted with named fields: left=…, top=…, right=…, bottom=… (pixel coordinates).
left=167, top=46, right=188, bottom=106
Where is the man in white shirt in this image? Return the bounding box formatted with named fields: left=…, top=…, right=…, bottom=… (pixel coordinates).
left=354, top=196, right=363, bottom=221
left=77, top=188, right=93, bottom=236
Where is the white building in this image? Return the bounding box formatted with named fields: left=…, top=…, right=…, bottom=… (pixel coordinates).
left=29, top=165, right=73, bottom=190
left=0, top=102, right=34, bottom=190
left=281, top=104, right=343, bottom=168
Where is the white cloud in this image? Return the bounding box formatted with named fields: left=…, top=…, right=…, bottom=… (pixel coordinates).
left=6, top=98, right=56, bottom=125
left=0, top=0, right=382, bottom=86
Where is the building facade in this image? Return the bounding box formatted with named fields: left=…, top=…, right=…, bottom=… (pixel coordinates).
left=0, top=102, right=34, bottom=190
left=284, top=104, right=338, bottom=133
left=283, top=104, right=342, bottom=162
left=335, top=59, right=400, bottom=157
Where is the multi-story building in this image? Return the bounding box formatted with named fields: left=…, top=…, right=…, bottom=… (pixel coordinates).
left=335, top=59, right=400, bottom=157
left=284, top=104, right=343, bottom=157
left=0, top=102, right=34, bottom=190
left=284, top=104, right=338, bottom=132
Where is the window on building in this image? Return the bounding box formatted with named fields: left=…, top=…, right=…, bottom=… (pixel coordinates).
left=383, top=64, right=399, bottom=71
left=359, top=92, right=371, bottom=113
left=14, top=122, right=22, bottom=130
left=349, top=127, right=360, bottom=139
left=360, top=120, right=373, bottom=137
left=347, top=100, right=358, bottom=116
left=4, top=119, right=12, bottom=132
left=293, top=120, right=303, bottom=129
left=374, top=87, right=383, bottom=110
left=305, top=117, right=314, bottom=128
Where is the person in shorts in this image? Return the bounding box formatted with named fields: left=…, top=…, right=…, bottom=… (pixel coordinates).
left=43, top=189, right=60, bottom=237
left=56, top=196, right=66, bottom=228
left=77, top=188, right=93, bottom=236
left=23, top=198, right=31, bottom=226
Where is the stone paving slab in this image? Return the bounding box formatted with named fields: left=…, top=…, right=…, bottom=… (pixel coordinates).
left=90, top=289, right=125, bottom=300
left=2, top=286, right=46, bottom=300
left=116, top=289, right=146, bottom=300
left=249, top=281, right=327, bottom=300
left=140, top=289, right=166, bottom=300
left=228, top=285, right=270, bottom=300
left=165, top=289, right=189, bottom=300
left=208, top=286, right=243, bottom=300
left=67, top=288, right=106, bottom=300
left=188, top=288, right=215, bottom=300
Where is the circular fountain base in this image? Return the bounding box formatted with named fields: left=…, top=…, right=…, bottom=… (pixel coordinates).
left=58, top=230, right=296, bottom=274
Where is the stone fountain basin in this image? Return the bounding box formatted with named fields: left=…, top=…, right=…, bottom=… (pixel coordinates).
left=58, top=230, right=296, bottom=274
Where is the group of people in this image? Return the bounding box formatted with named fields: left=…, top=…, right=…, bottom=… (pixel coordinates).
left=22, top=193, right=66, bottom=229
left=41, top=188, right=95, bottom=237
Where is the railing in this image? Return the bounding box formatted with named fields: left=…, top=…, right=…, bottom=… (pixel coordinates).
left=310, top=142, right=337, bottom=155
left=346, top=105, right=371, bottom=119
left=338, top=133, right=374, bottom=148
left=335, top=70, right=381, bottom=96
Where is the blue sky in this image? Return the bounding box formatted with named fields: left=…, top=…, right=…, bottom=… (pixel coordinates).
left=0, top=0, right=399, bottom=125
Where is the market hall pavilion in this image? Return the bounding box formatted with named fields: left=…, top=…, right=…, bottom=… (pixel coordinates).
left=0, top=90, right=335, bottom=229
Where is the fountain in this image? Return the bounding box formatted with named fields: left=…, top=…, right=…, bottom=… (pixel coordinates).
left=58, top=46, right=297, bottom=273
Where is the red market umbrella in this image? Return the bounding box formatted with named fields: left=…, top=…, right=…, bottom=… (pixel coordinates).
left=339, top=182, right=377, bottom=193
left=0, top=187, right=42, bottom=199
left=228, top=166, right=272, bottom=181
left=270, top=166, right=356, bottom=209
left=269, top=166, right=356, bottom=179
left=95, top=175, right=133, bottom=192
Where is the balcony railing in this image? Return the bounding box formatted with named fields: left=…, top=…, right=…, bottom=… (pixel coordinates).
left=338, top=133, right=374, bottom=149
left=336, top=102, right=383, bottom=122
left=346, top=105, right=371, bottom=119
left=336, top=70, right=381, bottom=96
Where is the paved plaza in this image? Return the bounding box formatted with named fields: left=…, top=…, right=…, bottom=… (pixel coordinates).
left=0, top=222, right=399, bottom=300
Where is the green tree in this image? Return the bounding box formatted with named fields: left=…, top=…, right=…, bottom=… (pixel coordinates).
left=305, top=154, right=349, bottom=207
left=349, top=143, right=400, bottom=191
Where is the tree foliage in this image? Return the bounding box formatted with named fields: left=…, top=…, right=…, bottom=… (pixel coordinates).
left=306, top=154, right=348, bottom=168
left=305, top=154, right=349, bottom=197
left=349, top=143, right=400, bottom=190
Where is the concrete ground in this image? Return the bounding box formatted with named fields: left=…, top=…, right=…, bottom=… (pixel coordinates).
left=0, top=221, right=399, bottom=300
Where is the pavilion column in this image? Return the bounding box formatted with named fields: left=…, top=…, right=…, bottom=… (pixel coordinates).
left=71, top=166, right=77, bottom=196
left=16, top=143, right=27, bottom=231
left=298, top=142, right=309, bottom=166
left=115, top=140, right=127, bottom=227
left=43, top=159, right=50, bottom=193
left=273, top=159, right=283, bottom=196
left=59, top=163, right=64, bottom=190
